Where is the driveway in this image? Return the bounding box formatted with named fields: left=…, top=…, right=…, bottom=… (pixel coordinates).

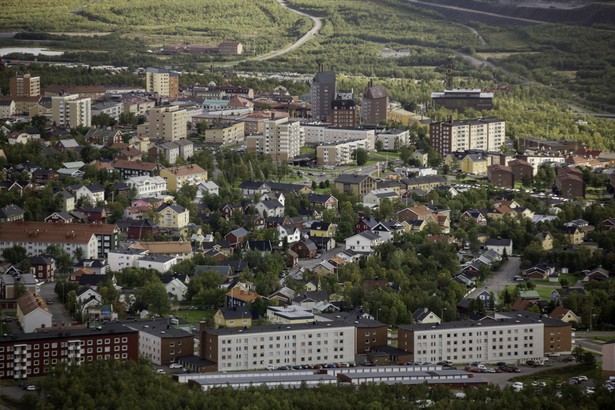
left=39, top=282, right=73, bottom=327
left=468, top=256, right=520, bottom=298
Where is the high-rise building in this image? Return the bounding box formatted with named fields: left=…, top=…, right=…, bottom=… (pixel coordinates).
left=330, top=92, right=356, bottom=128
left=361, top=82, right=388, bottom=125
left=10, top=73, right=40, bottom=98
left=145, top=67, right=180, bottom=100
left=246, top=117, right=301, bottom=161
left=310, top=67, right=336, bottom=122
left=139, top=105, right=187, bottom=142
left=429, top=118, right=505, bottom=157
left=51, top=94, right=92, bottom=127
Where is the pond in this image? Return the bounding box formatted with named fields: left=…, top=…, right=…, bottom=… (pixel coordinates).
left=0, top=47, right=64, bottom=56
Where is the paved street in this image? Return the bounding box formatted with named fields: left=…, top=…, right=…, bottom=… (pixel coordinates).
left=39, top=282, right=73, bottom=327
left=468, top=256, right=521, bottom=298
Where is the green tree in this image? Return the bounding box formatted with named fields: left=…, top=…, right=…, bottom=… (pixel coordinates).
left=2, top=245, right=27, bottom=265
left=352, top=148, right=369, bottom=166
left=140, top=281, right=170, bottom=316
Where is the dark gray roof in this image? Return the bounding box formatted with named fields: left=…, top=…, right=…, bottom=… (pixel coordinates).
left=216, top=306, right=251, bottom=320
left=313, top=70, right=336, bottom=84
left=485, top=238, right=512, bottom=246
left=123, top=318, right=194, bottom=338
left=205, top=317, right=385, bottom=336
left=335, top=174, right=372, bottom=184
left=0, top=323, right=137, bottom=342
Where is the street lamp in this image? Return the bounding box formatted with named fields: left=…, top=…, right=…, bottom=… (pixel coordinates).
left=441, top=307, right=447, bottom=323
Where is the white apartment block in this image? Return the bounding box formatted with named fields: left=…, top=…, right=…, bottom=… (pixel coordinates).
left=302, top=125, right=375, bottom=148
left=246, top=118, right=301, bottom=161
left=202, top=322, right=356, bottom=371
left=398, top=318, right=545, bottom=364
left=123, top=98, right=156, bottom=116
left=51, top=94, right=92, bottom=127
left=139, top=105, right=187, bottom=142
left=125, top=176, right=167, bottom=199
left=519, top=154, right=566, bottom=175
left=376, top=129, right=410, bottom=151
left=91, top=101, right=124, bottom=121
left=430, top=118, right=505, bottom=157
left=107, top=248, right=148, bottom=271
left=316, top=138, right=372, bottom=166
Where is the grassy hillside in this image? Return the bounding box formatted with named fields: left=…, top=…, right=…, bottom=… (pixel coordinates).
left=0, top=0, right=310, bottom=50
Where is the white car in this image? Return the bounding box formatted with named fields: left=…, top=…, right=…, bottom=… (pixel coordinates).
left=512, top=382, right=524, bottom=391
left=576, top=375, right=588, bottom=382
left=266, top=365, right=275, bottom=371
left=169, top=363, right=183, bottom=369
left=26, top=385, right=38, bottom=391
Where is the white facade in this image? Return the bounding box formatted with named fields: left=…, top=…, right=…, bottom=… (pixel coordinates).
left=316, top=138, right=372, bottom=166
left=362, top=188, right=398, bottom=207
left=125, top=176, right=167, bottom=199
left=17, top=306, right=53, bottom=333
left=0, top=235, right=98, bottom=260
left=107, top=248, right=148, bottom=271
left=212, top=324, right=356, bottom=371
left=376, top=129, right=410, bottom=151
left=302, top=125, right=375, bottom=149
left=136, top=256, right=178, bottom=273
left=345, top=232, right=384, bottom=254
left=74, top=186, right=105, bottom=204
left=402, top=320, right=545, bottom=364
left=195, top=181, right=220, bottom=202
left=92, top=101, right=124, bottom=121
left=51, top=94, right=92, bottom=127
left=277, top=226, right=301, bottom=247
left=165, top=279, right=188, bottom=302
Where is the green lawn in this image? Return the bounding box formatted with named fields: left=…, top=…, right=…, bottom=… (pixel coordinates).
left=174, top=309, right=213, bottom=325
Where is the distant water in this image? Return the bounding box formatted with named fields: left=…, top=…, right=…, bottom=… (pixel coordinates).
left=0, top=47, right=64, bottom=56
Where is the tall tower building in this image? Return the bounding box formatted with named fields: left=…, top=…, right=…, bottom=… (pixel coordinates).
left=139, top=105, right=187, bottom=142
left=51, top=94, right=92, bottom=127
left=145, top=67, right=180, bottom=100
left=361, top=81, right=388, bottom=125
left=10, top=73, right=41, bottom=98
left=310, top=66, right=336, bottom=122
left=330, top=92, right=356, bottom=128
left=246, top=117, right=301, bottom=161
left=429, top=118, right=506, bottom=157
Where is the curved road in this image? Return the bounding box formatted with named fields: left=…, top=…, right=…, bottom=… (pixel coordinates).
left=251, top=0, right=322, bottom=61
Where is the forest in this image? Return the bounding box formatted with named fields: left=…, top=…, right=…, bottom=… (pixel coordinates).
left=13, top=359, right=615, bottom=410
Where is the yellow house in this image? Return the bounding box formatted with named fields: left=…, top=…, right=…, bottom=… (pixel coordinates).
left=563, top=226, right=585, bottom=245
left=460, top=153, right=488, bottom=175
left=157, top=203, right=190, bottom=228
left=213, top=306, right=252, bottom=328
left=159, top=164, right=208, bottom=192
left=309, top=221, right=336, bottom=238
left=536, top=232, right=554, bottom=251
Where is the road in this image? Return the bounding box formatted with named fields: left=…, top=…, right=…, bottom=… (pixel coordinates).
left=468, top=256, right=520, bottom=299
left=39, top=282, right=73, bottom=327
left=251, top=0, right=323, bottom=62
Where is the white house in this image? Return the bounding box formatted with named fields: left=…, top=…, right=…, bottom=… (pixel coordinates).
left=74, top=184, right=105, bottom=204
left=16, top=292, right=53, bottom=333
left=277, top=225, right=301, bottom=247
left=107, top=247, right=149, bottom=271
left=136, top=255, right=178, bottom=273
left=345, top=231, right=383, bottom=254
left=362, top=188, right=399, bottom=208
left=76, top=288, right=102, bottom=304
left=254, top=199, right=285, bottom=218
left=484, top=238, right=513, bottom=256
left=125, top=176, right=167, bottom=199
left=195, top=181, right=220, bottom=202
left=162, top=276, right=188, bottom=301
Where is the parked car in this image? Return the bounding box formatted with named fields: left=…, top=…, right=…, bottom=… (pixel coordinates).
left=576, top=375, right=588, bottom=382
left=156, top=368, right=165, bottom=374
left=169, top=363, right=183, bottom=369
left=25, top=385, right=38, bottom=391
left=512, top=382, right=524, bottom=391
left=266, top=365, right=275, bottom=371
left=46, top=299, right=53, bottom=305
left=562, top=356, right=575, bottom=363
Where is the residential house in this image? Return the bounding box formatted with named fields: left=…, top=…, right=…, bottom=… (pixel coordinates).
left=136, top=255, right=178, bottom=273
left=562, top=225, right=585, bottom=246
left=74, top=259, right=109, bottom=276
left=535, top=232, right=554, bottom=251
left=291, top=239, right=318, bottom=259
left=17, top=292, right=53, bottom=332
left=239, top=181, right=271, bottom=196
left=226, top=287, right=260, bottom=307
left=245, top=240, right=273, bottom=255
left=549, top=306, right=580, bottom=324
left=523, top=263, right=556, bottom=281
left=460, top=153, right=488, bottom=175
left=307, top=193, right=338, bottom=210
left=28, top=255, right=56, bottom=281
left=354, top=217, right=379, bottom=234
left=160, top=164, right=208, bottom=192
left=309, top=235, right=336, bottom=252
left=483, top=237, right=513, bottom=256
left=334, top=174, right=377, bottom=197
left=276, top=224, right=301, bottom=247
left=345, top=231, right=384, bottom=254
left=113, top=160, right=159, bottom=179
left=0, top=204, right=25, bottom=222
left=195, top=181, right=220, bottom=201
left=213, top=306, right=252, bottom=328
left=268, top=287, right=297, bottom=305
left=115, top=219, right=159, bottom=240
left=584, top=266, right=610, bottom=282
left=76, top=288, right=102, bottom=305
left=461, top=209, right=488, bottom=226
left=309, top=221, right=336, bottom=238
left=254, top=198, right=285, bottom=218
left=161, top=274, right=188, bottom=301
left=157, top=203, right=189, bottom=229
left=362, top=188, right=399, bottom=208
left=72, top=184, right=105, bottom=205
left=412, top=308, right=441, bottom=324
left=225, top=227, right=249, bottom=249
left=125, top=176, right=167, bottom=199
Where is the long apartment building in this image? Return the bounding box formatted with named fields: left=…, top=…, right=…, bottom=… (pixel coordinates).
left=0, top=324, right=139, bottom=380
left=398, top=313, right=573, bottom=364
left=145, top=67, right=179, bottom=100
left=316, top=139, right=372, bottom=166
left=429, top=118, right=505, bottom=157
left=200, top=319, right=387, bottom=372
left=138, top=105, right=187, bottom=142
left=204, top=122, right=245, bottom=145
left=51, top=94, right=92, bottom=127
left=246, top=118, right=301, bottom=161
left=302, top=124, right=375, bottom=148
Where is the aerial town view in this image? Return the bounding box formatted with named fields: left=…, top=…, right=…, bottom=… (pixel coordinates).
left=0, top=0, right=614, bottom=408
